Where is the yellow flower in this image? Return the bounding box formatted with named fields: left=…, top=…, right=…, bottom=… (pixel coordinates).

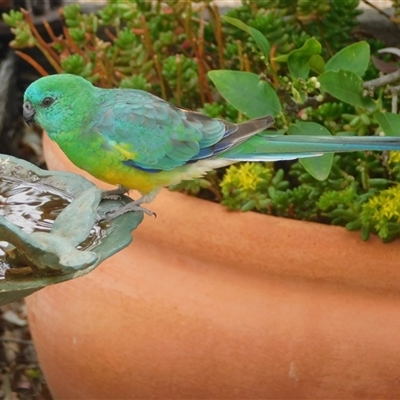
left=389, top=151, right=400, bottom=165
left=363, top=185, right=400, bottom=222
left=222, top=162, right=271, bottom=192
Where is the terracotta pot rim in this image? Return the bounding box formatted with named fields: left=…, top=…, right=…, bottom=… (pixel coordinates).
left=42, top=132, right=400, bottom=293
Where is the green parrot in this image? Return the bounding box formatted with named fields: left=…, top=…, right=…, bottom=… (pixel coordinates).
left=23, top=74, right=400, bottom=219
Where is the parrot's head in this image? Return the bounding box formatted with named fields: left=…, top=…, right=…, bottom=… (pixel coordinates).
left=23, top=74, right=96, bottom=135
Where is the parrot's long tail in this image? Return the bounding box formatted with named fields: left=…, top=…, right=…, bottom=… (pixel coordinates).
left=193, top=114, right=400, bottom=164
left=220, top=131, right=400, bottom=162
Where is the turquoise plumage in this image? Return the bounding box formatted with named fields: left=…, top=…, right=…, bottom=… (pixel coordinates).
left=22, top=74, right=400, bottom=218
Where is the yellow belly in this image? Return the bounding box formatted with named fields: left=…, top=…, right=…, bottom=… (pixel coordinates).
left=99, top=165, right=178, bottom=193
left=56, top=131, right=218, bottom=194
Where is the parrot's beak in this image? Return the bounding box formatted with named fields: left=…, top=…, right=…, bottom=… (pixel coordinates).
left=23, top=101, right=35, bottom=125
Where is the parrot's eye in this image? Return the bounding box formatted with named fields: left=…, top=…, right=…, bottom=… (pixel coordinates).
left=41, top=97, right=55, bottom=107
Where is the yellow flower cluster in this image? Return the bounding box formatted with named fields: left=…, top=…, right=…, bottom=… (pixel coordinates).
left=220, top=162, right=275, bottom=211
left=361, top=184, right=400, bottom=240
left=222, top=162, right=270, bottom=192
left=364, top=185, right=400, bottom=222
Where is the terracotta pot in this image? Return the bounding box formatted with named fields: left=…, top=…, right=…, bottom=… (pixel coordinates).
left=25, top=133, right=400, bottom=399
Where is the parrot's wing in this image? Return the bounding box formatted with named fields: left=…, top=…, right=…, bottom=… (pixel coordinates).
left=94, top=90, right=230, bottom=171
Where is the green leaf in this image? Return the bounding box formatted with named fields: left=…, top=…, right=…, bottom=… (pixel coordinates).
left=318, top=69, right=374, bottom=108
left=221, top=16, right=249, bottom=35
left=222, top=16, right=270, bottom=61
left=208, top=70, right=281, bottom=118
left=325, top=41, right=370, bottom=77
left=287, top=38, right=322, bottom=79
left=288, top=122, right=333, bottom=180
left=375, top=112, right=400, bottom=136
left=250, top=28, right=270, bottom=61
left=291, top=86, right=306, bottom=103
left=309, top=54, right=325, bottom=74
left=361, top=224, right=370, bottom=241
left=273, top=54, right=289, bottom=62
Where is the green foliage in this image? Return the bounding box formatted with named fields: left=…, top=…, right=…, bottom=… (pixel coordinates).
left=208, top=71, right=281, bottom=118
left=286, top=38, right=322, bottom=79
left=220, top=163, right=289, bottom=213
left=324, top=42, right=370, bottom=76
left=205, top=6, right=400, bottom=242
left=318, top=70, right=374, bottom=109
left=219, top=162, right=326, bottom=220
left=3, top=2, right=206, bottom=105
left=222, top=15, right=270, bottom=60
left=375, top=112, right=400, bottom=136
left=317, top=185, right=373, bottom=234
left=119, top=74, right=151, bottom=91
left=162, top=55, right=199, bottom=107
left=5, top=0, right=400, bottom=242
left=223, top=0, right=361, bottom=61
left=200, top=102, right=239, bottom=121
left=360, top=185, right=400, bottom=242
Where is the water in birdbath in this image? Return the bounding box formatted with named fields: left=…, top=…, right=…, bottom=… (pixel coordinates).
left=0, top=173, right=108, bottom=278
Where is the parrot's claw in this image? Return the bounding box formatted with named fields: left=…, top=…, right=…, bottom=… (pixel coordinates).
left=101, top=186, right=130, bottom=200
left=104, top=202, right=157, bottom=221
left=102, top=194, right=121, bottom=201
left=101, top=189, right=159, bottom=220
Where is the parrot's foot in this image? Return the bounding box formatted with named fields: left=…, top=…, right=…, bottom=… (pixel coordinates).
left=102, top=189, right=159, bottom=221
left=101, top=185, right=130, bottom=200
left=104, top=201, right=156, bottom=221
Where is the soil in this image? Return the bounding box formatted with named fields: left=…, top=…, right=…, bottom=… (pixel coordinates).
left=0, top=302, right=52, bottom=400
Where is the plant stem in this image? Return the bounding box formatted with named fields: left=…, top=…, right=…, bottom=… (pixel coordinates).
left=194, top=5, right=214, bottom=105
left=15, top=51, right=50, bottom=76
left=140, top=15, right=154, bottom=57
left=21, top=9, right=62, bottom=73
left=391, top=85, right=400, bottom=113
left=42, top=21, right=62, bottom=58
left=209, top=4, right=225, bottom=69
left=61, top=25, right=85, bottom=56
left=236, top=40, right=244, bottom=71
left=197, top=4, right=206, bottom=105
left=363, top=69, right=400, bottom=90
left=269, top=45, right=279, bottom=87
left=207, top=174, right=222, bottom=202
left=104, top=27, right=117, bottom=41
left=282, top=91, right=334, bottom=114
left=361, top=0, right=396, bottom=23
left=243, top=53, right=250, bottom=72
left=153, top=54, right=167, bottom=100
left=184, top=1, right=192, bottom=47
left=194, top=39, right=206, bottom=105
left=193, top=38, right=214, bottom=105
left=176, top=54, right=182, bottom=105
